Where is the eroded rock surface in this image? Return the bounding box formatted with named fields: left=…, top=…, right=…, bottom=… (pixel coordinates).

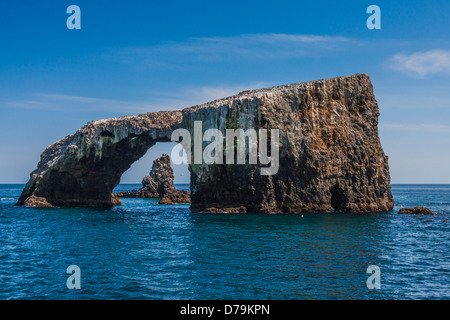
left=115, top=154, right=191, bottom=204
left=184, top=73, right=394, bottom=213
left=23, top=196, right=53, bottom=208
left=159, top=192, right=191, bottom=205
left=18, top=74, right=394, bottom=213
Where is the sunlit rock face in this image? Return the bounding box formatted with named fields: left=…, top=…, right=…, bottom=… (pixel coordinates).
left=183, top=73, right=394, bottom=213
left=17, top=74, right=394, bottom=213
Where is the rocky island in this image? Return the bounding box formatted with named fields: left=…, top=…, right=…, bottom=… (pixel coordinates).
left=16, top=73, right=395, bottom=213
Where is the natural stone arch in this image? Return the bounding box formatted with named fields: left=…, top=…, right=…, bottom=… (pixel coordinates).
left=17, top=111, right=183, bottom=208
left=17, top=74, right=395, bottom=213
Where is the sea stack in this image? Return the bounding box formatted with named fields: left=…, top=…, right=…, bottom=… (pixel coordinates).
left=16, top=74, right=394, bottom=213
left=115, top=154, right=190, bottom=204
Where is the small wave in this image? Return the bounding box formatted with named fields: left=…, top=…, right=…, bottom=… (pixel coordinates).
left=1, top=198, right=15, bottom=201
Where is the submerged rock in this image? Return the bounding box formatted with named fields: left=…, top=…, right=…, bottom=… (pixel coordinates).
left=398, top=207, right=435, bottom=215
left=115, top=154, right=191, bottom=204
left=17, top=74, right=394, bottom=213
left=198, top=206, right=247, bottom=214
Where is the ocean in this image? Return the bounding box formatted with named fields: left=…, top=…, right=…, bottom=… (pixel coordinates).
left=0, top=184, right=449, bottom=299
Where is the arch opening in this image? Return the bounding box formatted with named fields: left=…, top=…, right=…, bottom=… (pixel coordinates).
left=119, top=142, right=189, bottom=186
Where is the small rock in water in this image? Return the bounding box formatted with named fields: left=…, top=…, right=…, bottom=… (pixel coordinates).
left=398, top=207, right=435, bottom=215
left=198, top=206, right=247, bottom=214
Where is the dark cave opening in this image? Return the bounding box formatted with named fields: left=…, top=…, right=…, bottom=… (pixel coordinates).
left=330, top=185, right=347, bottom=212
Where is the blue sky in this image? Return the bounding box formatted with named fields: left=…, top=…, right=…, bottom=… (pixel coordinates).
left=1, top=0, right=450, bottom=184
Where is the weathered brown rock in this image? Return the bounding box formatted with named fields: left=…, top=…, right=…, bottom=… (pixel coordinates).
left=115, top=154, right=191, bottom=204
left=159, top=191, right=191, bottom=205
left=185, top=73, right=394, bottom=213
left=158, top=197, right=172, bottom=205
left=111, top=195, right=122, bottom=207
left=17, top=74, right=394, bottom=213
left=398, top=207, right=435, bottom=215
left=24, top=196, right=53, bottom=208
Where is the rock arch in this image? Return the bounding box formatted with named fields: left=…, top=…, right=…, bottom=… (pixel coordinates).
left=17, top=111, right=183, bottom=208
left=17, top=74, right=395, bottom=213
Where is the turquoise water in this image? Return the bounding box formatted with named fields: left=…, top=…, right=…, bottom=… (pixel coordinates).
left=0, top=184, right=449, bottom=300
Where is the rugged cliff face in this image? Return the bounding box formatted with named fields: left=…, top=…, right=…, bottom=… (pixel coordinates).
left=184, top=73, right=394, bottom=213
left=17, top=74, right=394, bottom=213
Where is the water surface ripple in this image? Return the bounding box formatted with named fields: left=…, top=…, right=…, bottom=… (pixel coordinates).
left=0, top=184, right=449, bottom=299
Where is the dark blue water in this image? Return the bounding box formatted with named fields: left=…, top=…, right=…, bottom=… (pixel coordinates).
left=0, top=184, right=449, bottom=300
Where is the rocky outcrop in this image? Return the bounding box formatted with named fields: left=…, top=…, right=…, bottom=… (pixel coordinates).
left=398, top=207, right=435, bottom=215
left=115, top=154, right=191, bottom=204
left=185, top=73, right=394, bottom=213
left=159, top=192, right=191, bottom=205
left=17, top=74, right=394, bottom=213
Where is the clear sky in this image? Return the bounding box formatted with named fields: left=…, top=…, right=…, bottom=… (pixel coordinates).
left=1, top=0, right=450, bottom=184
